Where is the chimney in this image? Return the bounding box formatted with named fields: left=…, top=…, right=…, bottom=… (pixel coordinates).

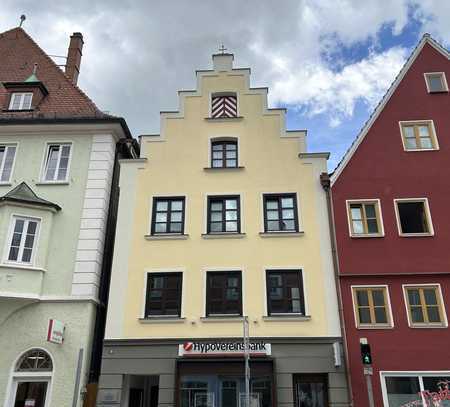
left=65, top=32, right=84, bottom=85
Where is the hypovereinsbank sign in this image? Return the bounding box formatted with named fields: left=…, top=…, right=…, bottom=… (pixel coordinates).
left=178, top=341, right=271, bottom=357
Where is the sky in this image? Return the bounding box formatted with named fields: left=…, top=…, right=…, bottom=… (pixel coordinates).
left=1, top=1, right=449, bottom=170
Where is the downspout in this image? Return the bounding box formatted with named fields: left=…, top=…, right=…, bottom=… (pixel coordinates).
left=320, top=173, right=354, bottom=407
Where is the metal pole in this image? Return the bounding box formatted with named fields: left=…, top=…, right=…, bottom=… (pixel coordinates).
left=243, top=316, right=250, bottom=407
left=72, top=348, right=84, bottom=407
left=364, top=370, right=375, bottom=407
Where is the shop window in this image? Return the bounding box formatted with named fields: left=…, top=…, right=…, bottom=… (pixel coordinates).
left=266, top=270, right=305, bottom=315
left=0, top=144, right=17, bottom=183
left=352, top=286, right=392, bottom=328
left=347, top=200, right=383, bottom=237
left=145, top=273, right=182, bottom=317
left=211, top=139, right=238, bottom=168
left=395, top=199, right=433, bottom=236
left=206, top=271, right=242, bottom=316
left=399, top=121, right=438, bottom=151
left=211, top=93, right=237, bottom=118
left=42, top=143, right=72, bottom=182
left=6, top=216, right=40, bottom=265
left=263, top=194, right=299, bottom=232
left=424, top=72, right=448, bottom=93
left=404, top=285, right=446, bottom=327
left=8, top=92, right=33, bottom=110
left=294, top=374, right=328, bottom=407
left=207, top=195, right=240, bottom=233
left=151, top=197, right=185, bottom=234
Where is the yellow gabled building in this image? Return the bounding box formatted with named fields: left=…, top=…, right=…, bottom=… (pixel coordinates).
left=97, top=53, right=349, bottom=407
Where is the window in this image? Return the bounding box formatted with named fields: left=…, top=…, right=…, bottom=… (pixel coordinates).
left=0, top=145, right=16, bottom=183
left=211, top=139, right=238, bottom=168
left=266, top=270, right=305, bottom=315
left=294, top=375, right=328, bottom=407
left=424, top=72, right=448, bottom=93
left=207, top=196, right=240, bottom=233
left=263, top=194, right=299, bottom=232
left=395, top=199, right=433, bottom=236
left=400, top=121, right=438, bottom=151
left=145, top=273, right=182, bottom=317
left=6, top=216, right=39, bottom=264
left=347, top=200, right=383, bottom=236
left=16, top=349, right=52, bottom=372
left=211, top=93, right=237, bottom=118
left=352, top=286, right=392, bottom=328
left=151, top=197, right=185, bottom=234
left=206, top=271, right=242, bottom=316
left=43, top=143, right=72, bottom=182
left=404, top=285, right=446, bottom=327
left=8, top=92, right=33, bottom=110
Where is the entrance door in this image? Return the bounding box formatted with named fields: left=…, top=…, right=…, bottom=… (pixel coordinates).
left=13, top=381, right=48, bottom=407
left=294, top=375, right=328, bottom=407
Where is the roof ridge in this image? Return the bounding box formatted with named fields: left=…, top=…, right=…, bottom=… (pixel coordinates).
left=15, top=27, right=104, bottom=116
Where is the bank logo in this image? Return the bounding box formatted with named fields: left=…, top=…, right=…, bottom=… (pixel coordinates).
left=178, top=341, right=271, bottom=357
left=183, top=342, right=193, bottom=351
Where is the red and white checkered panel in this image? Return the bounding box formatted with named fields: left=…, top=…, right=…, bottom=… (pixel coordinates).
left=211, top=95, right=237, bottom=118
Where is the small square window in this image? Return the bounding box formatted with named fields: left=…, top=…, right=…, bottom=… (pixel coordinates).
left=145, top=273, right=182, bottom=317
left=211, top=93, right=237, bottom=118
left=352, top=286, right=392, bottom=328
left=347, top=200, right=383, bottom=237
left=43, top=143, right=72, bottom=182
left=395, top=199, right=433, bottom=236
left=263, top=194, right=299, bottom=232
left=400, top=121, right=438, bottom=151
left=404, top=285, right=446, bottom=327
left=207, top=196, right=240, bottom=233
left=424, top=72, right=448, bottom=93
left=151, top=197, right=185, bottom=234
left=8, top=93, right=33, bottom=110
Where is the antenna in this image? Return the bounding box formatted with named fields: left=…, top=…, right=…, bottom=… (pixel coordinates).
left=19, top=14, right=26, bottom=27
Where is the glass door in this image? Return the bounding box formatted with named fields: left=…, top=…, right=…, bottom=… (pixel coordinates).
left=13, top=381, right=48, bottom=407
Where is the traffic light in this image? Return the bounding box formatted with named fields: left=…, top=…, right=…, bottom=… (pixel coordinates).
left=360, top=343, right=372, bottom=365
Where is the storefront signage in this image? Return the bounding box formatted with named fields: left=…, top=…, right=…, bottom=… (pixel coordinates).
left=400, top=381, right=450, bottom=407
left=47, top=319, right=65, bottom=344
left=179, top=341, right=271, bottom=357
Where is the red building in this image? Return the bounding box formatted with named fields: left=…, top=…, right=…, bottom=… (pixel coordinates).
left=330, top=35, right=450, bottom=407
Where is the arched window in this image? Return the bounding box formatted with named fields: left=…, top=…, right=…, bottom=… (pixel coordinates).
left=211, top=92, right=237, bottom=118
left=211, top=138, right=238, bottom=168
left=15, top=349, right=53, bottom=372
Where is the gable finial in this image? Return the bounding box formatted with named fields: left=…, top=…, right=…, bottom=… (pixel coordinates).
left=19, top=14, right=26, bottom=27
left=218, top=44, right=227, bottom=54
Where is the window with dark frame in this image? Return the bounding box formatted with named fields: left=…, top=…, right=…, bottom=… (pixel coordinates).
left=206, top=271, right=242, bottom=316
left=263, top=194, right=298, bottom=232
left=145, top=272, right=182, bottom=317
left=396, top=200, right=431, bottom=234
left=151, top=197, right=185, bottom=234
left=211, top=140, right=238, bottom=168
left=266, top=270, right=305, bottom=315
left=207, top=196, right=240, bottom=233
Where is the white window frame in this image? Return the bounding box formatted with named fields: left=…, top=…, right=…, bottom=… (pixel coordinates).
left=3, top=215, right=41, bottom=266
left=8, top=92, right=33, bottom=110
left=402, top=283, right=448, bottom=328
left=350, top=285, right=394, bottom=329
left=398, top=120, right=439, bottom=152
left=424, top=72, right=449, bottom=93
left=40, top=142, right=73, bottom=183
left=394, top=198, right=434, bottom=237
left=380, top=370, right=450, bottom=407
left=0, top=144, right=18, bottom=184
left=346, top=199, right=385, bottom=238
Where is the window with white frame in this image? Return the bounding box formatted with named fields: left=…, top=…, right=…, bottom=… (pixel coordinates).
left=424, top=72, right=448, bottom=93
left=400, top=121, right=438, bottom=151
left=42, top=144, right=72, bottom=182
left=8, top=92, right=33, bottom=110
left=6, top=216, right=40, bottom=264
left=0, top=145, right=16, bottom=182
left=211, top=93, right=238, bottom=118
left=395, top=199, right=433, bottom=236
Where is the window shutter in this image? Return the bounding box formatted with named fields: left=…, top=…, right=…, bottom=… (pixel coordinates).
left=211, top=95, right=237, bottom=118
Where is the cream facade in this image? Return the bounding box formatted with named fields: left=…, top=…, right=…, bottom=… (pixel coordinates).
left=98, top=54, right=349, bottom=407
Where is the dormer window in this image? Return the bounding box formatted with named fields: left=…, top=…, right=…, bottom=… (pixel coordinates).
left=211, top=93, right=237, bottom=118
left=9, top=92, right=33, bottom=110
left=424, top=72, right=448, bottom=93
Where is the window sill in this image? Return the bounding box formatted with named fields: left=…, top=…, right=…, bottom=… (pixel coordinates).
left=204, top=116, right=243, bottom=122
left=399, top=233, right=434, bottom=238
left=203, top=166, right=245, bottom=171
left=259, top=231, right=304, bottom=238
left=0, top=182, right=12, bottom=186
left=145, top=234, right=189, bottom=240
left=0, top=263, right=46, bottom=272
left=408, top=324, right=448, bottom=329
left=200, top=315, right=243, bottom=323
left=35, top=181, right=70, bottom=186
left=404, top=148, right=439, bottom=152
left=263, top=315, right=311, bottom=321
left=201, top=233, right=246, bottom=239
left=350, top=233, right=385, bottom=238
left=357, top=324, right=394, bottom=330
left=139, top=317, right=186, bottom=324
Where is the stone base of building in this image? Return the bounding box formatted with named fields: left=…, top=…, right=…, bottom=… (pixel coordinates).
left=97, top=337, right=350, bottom=407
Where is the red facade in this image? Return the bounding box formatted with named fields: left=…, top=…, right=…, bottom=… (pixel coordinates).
left=331, top=38, right=450, bottom=407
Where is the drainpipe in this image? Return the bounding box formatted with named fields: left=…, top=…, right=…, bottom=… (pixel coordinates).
left=320, top=173, right=354, bottom=407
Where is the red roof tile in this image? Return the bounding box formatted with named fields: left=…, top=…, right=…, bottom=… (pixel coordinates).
left=0, top=27, right=106, bottom=119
